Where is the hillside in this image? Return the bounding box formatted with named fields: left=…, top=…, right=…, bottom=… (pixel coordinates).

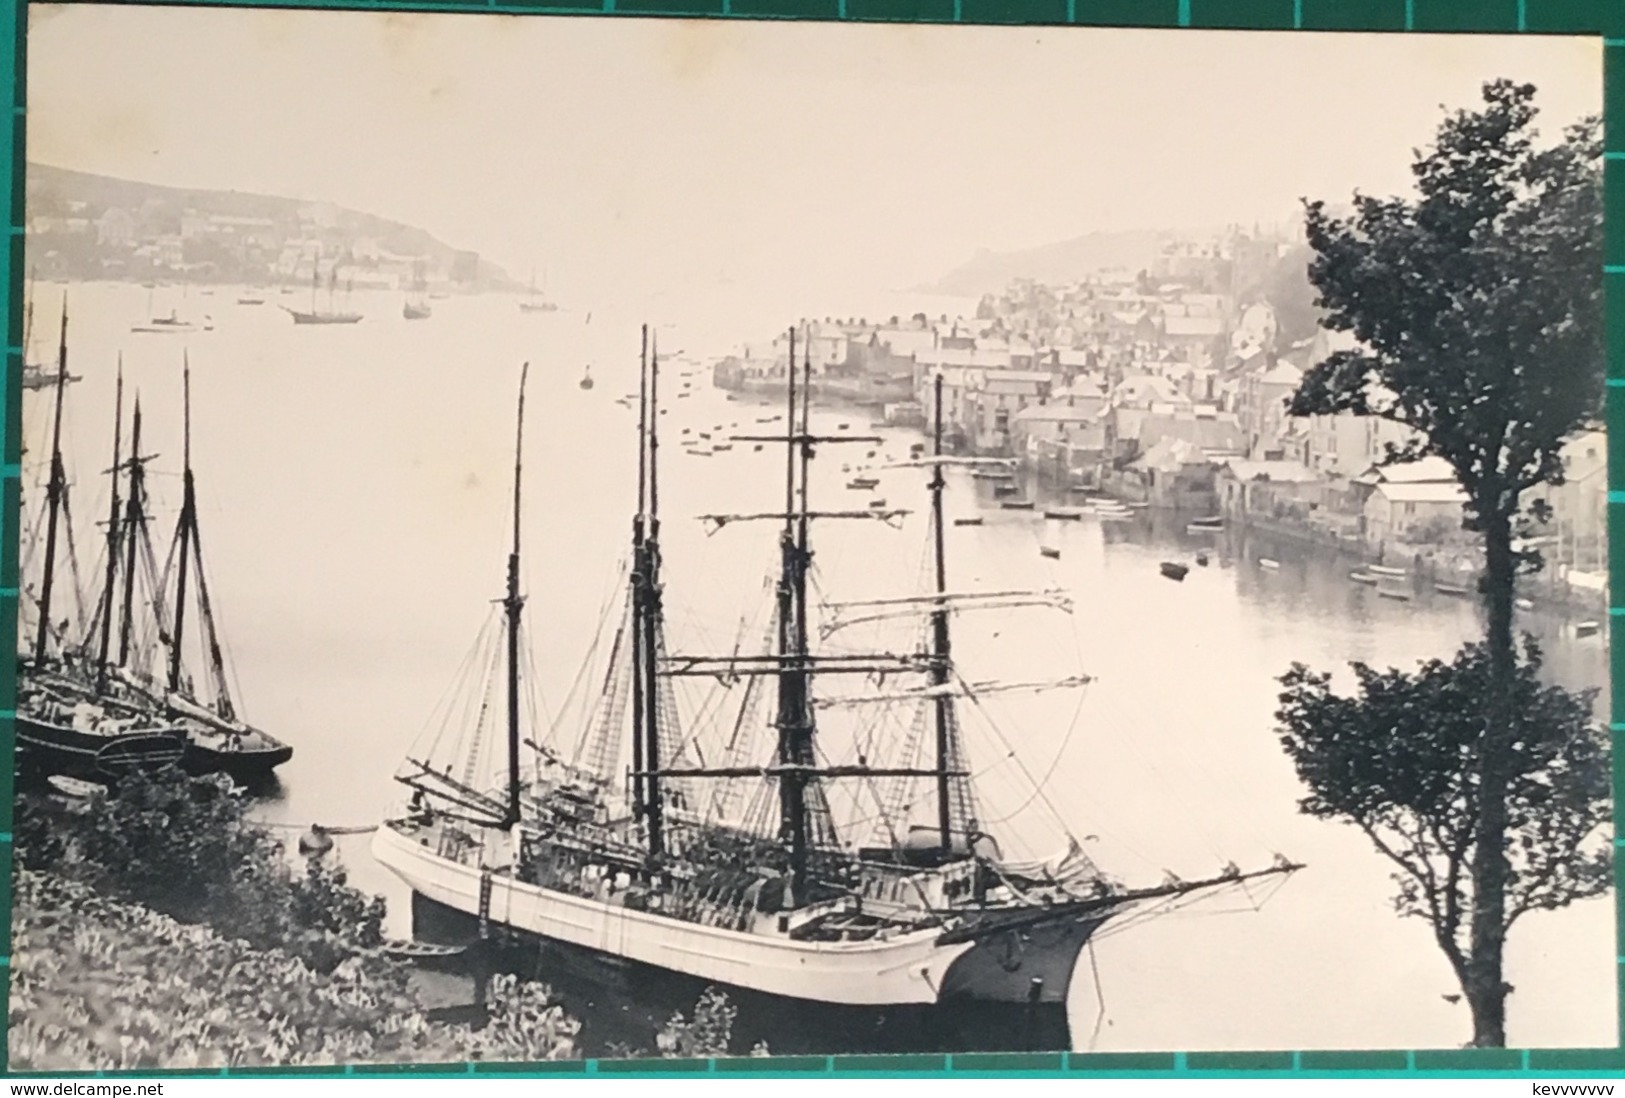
left=25, top=162, right=520, bottom=291
left=919, top=229, right=1203, bottom=297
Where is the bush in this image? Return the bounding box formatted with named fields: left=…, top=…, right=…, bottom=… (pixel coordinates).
left=8, top=869, right=579, bottom=1070
left=18, top=771, right=384, bottom=974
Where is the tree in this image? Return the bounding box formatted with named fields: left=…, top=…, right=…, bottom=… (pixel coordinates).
left=1275, top=642, right=1610, bottom=1043
left=1287, top=79, right=1603, bottom=1046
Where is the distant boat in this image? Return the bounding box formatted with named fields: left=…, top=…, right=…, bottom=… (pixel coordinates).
left=284, top=255, right=362, bottom=325
left=1160, top=562, right=1189, bottom=581
left=237, top=296, right=265, bottom=306
left=1433, top=580, right=1472, bottom=596
left=847, top=476, right=879, bottom=491
left=519, top=267, right=559, bottom=313
left=1043, top=507, right=1084, bottom=521
left=1195, top=552, right=1210, bottom=567
left=403, top=259, right=432, bottom=321
left=1259, top=558, right=1281, bottom=570
left=132, top=310, right=204, bottom=335
left=1040, top=546, right=1061, bottom=560
left=993, top=483, right=1020, bottom=498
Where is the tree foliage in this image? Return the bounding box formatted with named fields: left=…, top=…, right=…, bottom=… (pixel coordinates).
left=1276, top=641, right=1610, bottom=1019
left=1286, top=77, right=1604, bottom=1047
left=1290, top=79, right=1602, bottom=518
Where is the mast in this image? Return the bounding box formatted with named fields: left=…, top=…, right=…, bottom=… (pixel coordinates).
left=168, top=359, right=194, bottom=694
left=631, top=326, right=648, bottom=818
left=32, top=302, right=70, bottom=663
left=642, top=331, right=664, bottom=857
left=503, top=363, right=530, bottom=831
left=117, top=399, right=147, bottom=667
left=929, top=372, right=954, bottom=850
left=95, top=364, right=125, bottom=691
left=776, top=326, right=811, bottom=907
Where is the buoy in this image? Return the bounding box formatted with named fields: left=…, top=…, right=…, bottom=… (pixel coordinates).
left=299, top=824, right=335, bottom=857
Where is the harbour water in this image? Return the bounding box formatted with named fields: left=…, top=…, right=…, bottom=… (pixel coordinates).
left=20, top=281, right=1615, bottom=1055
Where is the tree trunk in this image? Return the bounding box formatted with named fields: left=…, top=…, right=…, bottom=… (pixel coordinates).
left=1467, top=504, right=1517, bottom=1047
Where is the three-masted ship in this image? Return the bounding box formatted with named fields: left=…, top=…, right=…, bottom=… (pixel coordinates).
left=373, top=327, right=1299, bottom=1043
left=283, top=255, right=363, bottom=326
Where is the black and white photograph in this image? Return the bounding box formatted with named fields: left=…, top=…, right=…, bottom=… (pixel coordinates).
left=8, top=7, right=1612, bottom=1069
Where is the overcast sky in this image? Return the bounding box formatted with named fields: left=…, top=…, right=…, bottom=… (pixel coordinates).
left=27, top=7, right=1602, bottom=302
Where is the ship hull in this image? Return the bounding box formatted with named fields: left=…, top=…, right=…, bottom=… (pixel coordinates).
left=374, top=823, right=975, bottom=1007
left=374, top=823, right=1102, bottom=1024
left=180, top=736, right=294, bottom=784
left=282, top=307, right=362, bottom=325
left=409, top=891, right=1077, bottom=1056
left=15, top=714, right=186, bottom=781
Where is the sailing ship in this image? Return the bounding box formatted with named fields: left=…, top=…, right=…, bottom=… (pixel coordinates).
left=16, top=308, right=187, bottom=780
left=283, top=255, right=363, bottom=325
left=81, top=358, right=296, bottom=784
left=519, top=269, right=559, bottom=314
left=404, top=259, right=432, bottom=321
left=20, top=278, right=80, bottom=391
left=373, top=326, right=1299, bottom=1049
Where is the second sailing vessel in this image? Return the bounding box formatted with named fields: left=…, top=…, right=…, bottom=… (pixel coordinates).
left=373, top=326, right=1299, bottom=1049
left=87, top=358, right=297, bottom=784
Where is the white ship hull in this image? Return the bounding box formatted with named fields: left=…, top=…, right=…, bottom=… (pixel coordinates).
left=372, top=823, right=1099, bottom=1009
